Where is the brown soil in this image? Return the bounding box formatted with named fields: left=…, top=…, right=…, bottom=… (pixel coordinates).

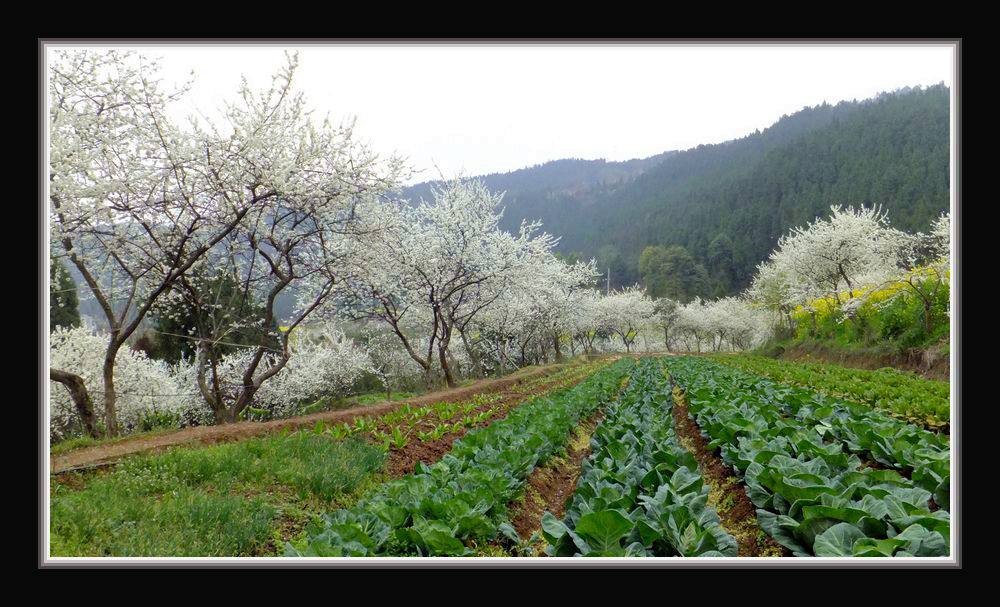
left=671, top=387, right=789, bottom=557
left=506, top=411, right=604, bottom=548
left=382, top=364, right=600, bottom=478
left=51, top=363, right=585, bottom=474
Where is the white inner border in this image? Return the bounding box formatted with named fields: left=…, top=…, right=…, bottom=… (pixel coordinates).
left=40, top=40, right=960, bottom=568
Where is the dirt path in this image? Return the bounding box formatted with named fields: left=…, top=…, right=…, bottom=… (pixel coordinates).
left=508, top=411, right=604, bottom=547
left=670, top=386, right=788, bottom=557
left=50, top=363, right=581, bottom=474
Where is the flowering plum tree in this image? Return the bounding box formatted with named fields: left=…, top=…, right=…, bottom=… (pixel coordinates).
left=596, top=286, right=655, bottom=353
left=49, top=50, right=404, bottom=432
left=765, top=205, right=909, bottom=309
left=336, top=178, right=558, bottom=387
left=49, top=326, right=203, bottom=439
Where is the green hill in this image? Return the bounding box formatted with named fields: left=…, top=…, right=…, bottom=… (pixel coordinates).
left=403, top=84, right=950, bottom=296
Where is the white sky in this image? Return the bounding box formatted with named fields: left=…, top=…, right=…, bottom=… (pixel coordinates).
left=50, top=43, right=954, bottom=184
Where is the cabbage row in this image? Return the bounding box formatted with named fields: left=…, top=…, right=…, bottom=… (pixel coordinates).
left=542, top=357, right=737, bottom=557
left=667, top=356, right=949, bottom=557
left=286, top=359, right=633, bottom=556
left=693, top=358, right=949, bottom=508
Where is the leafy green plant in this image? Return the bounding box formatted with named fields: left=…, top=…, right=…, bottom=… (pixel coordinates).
left=352, top=416, right=377, bottom=434
left=286, top=360, right=634, bottom=557
left=543, top=358, right=736, bottom=557
left=667, top=356, right=950, bottom=558
left=711, top=354, right=949, bottom=429
left=387, top=426, right=409, bottom=449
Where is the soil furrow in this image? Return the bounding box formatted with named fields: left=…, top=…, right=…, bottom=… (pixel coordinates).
left=504, top=410, right=605, bottom=554
left=670, top=385, right=788, bottom=557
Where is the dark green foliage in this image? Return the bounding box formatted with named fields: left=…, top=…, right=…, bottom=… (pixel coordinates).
left=50, top=258, right=81, bottom=329
left=638, top=245, right=709, bottom=302
left=706, top=234, right=736, bottom=296
left=666, top=356, right=949, bottom=557
left=710, top=353, right=949, bottom=430
left=406, top=86, right=949, bottom=294
left=543, top=358, right=736, bottom=557
left=595, top=244, right=627, bottom=289
left=149, top=271, right=279, bottom=363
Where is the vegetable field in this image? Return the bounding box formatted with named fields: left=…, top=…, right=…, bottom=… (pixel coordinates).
left=666, top=357, right=950, bottom=557
left=286, top=353, right=951, bottom=558
left=709, top=354, right=950, bottom=430
left=51, top=354, right=952, bottom=559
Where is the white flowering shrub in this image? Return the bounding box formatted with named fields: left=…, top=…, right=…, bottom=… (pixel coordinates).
left=360, top=326, right=430, bottom=396
left=257, top=337, right=372, bottom=418
left=49, top=327, right=206, bottom=439
left=170, top=328, right=374, bottom=421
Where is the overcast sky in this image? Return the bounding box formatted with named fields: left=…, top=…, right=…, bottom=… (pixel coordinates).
left=51, top=43, right=954, bottom=184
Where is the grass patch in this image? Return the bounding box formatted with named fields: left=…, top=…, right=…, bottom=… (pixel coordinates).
left=50, top=433, right=386, bottom=557
left=338, top=391, right=418, bottom=408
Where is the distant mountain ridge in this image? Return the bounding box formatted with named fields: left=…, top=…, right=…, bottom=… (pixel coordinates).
left=404, top=151, right=676, bottom=209
left=65, top=84, right=950, bottom=325
left=403, top=84, right=951, bottom=296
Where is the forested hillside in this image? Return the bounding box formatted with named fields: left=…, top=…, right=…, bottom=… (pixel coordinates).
left=404, top=85, right=950, bottom=296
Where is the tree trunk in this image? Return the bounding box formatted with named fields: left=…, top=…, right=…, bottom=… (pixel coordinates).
left=439, top=345, right=456, bottom=388
left=50, top=368, right=100, bottom=439
left=196, top=343, right=226, bottom=424
left=102, top=348, right=120, bottom=437
left=460, top=329, right=482, bottom=378
left=552, top=331, right=563, bottom=362
left=229, top=388, right=255, bottom=423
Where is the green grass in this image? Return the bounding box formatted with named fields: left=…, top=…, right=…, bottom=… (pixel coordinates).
left=338, top=391, right=418, bottom=407
left=50, top=432, right=386, bottom=557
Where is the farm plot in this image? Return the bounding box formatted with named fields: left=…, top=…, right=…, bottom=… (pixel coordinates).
left=710, top=354, right=950, bottom=430
left=541, top=357, right=737, bottom=557
left=666, top=356, right=950, bottom=557
left=50, top=361, right=606, bottom=557
left=690, top=358, right=950, bottom=508
left=286, top=359, right=634, bottom=556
